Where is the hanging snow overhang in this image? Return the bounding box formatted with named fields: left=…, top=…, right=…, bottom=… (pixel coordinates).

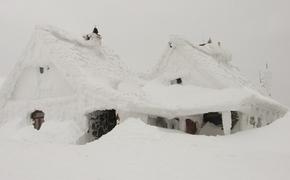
left=123, top=85, right=288, bottom=119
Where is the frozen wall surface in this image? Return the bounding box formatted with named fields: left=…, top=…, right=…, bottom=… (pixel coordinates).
left=11, top=65, right=74, bottom=100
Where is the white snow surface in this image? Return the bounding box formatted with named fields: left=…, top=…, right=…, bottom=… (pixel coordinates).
left=0, top=71, right=289, bottom=179
left=0, top=114, right=290, bottom=180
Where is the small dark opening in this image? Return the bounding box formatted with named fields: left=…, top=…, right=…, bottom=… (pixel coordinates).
left=31, top=110, right=45, bottom=130
left=203, top=111, right=240, bottom=129
left=231, top=111, right=239, bottom=129
left=186, top=119, right=197, bottom=134
left=39, top=67, right=44, bottom=74
left=203, top=112, right=222, bottom=126
left=176, top=78, right=182, bottom=84
left=170, top=78, right=183, bottom=85
left=155, top=117, right=168, bottom=128
left=87, top=109, right=118, bottom=139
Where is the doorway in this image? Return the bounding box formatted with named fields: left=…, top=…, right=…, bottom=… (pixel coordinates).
left=203, top=112, right=222, bottom=126
left=186, top=119, right=197, bottom=134
left=87, top=109, right=118, bottom=139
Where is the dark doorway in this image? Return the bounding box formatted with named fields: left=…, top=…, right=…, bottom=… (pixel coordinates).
left=186, top=119, right=197, bottom=134
left=31, top=110, right=45, bottom=130
left=155, top=117, right=168, bottom=128
left=231, top=111, right=239, bottom=129
left=203, top=112, right=222, bottom=126
left=87, top=109, right=118, bottom=139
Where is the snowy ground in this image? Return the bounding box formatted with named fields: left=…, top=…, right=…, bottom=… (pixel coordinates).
left=0, top=113, right=290, bottom=180
left=0, top=77, right=289, bottom=180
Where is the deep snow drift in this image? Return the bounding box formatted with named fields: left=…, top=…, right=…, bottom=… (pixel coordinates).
left=0, top=113, right=290, bottom=180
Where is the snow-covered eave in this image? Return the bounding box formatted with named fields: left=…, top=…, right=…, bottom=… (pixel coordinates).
left=241, top=91, right=288, bottom=114
left=126, top=101, right=243, bottom=119
left=125, top=86, right=287, bottom=119
left=127, top=98, right=287, bottom=119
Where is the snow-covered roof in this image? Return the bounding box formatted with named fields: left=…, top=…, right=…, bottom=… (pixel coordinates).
left=35, top=26, right=130, bottom=87
left=135, top=36, right=287, bottom=117
left=0, top=26, right=134, bottom=108
left=149, top=36, right=251, bottom=89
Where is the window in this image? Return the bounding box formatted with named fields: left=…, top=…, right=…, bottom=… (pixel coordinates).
left=31, top=110, right=45, bottom=130
left=39, top=67, right=44, bottom=74
left=203, top=112, right=222, bottom=126
left=257, top=117, right=262, bottom=128
left=170, top=78, right=183, bottom=85
left=249, top=116, right=255, bottom=126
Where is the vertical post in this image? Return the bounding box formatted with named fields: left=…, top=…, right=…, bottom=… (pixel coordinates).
left=222, top=111, right=232, bottom=135
left=180, top=118, right=186, bottom=132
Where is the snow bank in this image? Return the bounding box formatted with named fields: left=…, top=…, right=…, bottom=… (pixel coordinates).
left=0, top=113, right=290, bottom=180
left=0, top=118, right=83, bottom=144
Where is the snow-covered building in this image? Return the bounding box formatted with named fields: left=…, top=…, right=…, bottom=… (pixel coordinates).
left=138, top=36, right=288, bottom=136
left=0, top=26, right=287, bottom=144
left=0, top=26, right=140, bottom=143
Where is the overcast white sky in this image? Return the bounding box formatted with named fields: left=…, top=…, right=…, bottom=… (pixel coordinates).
left=0, top=0, right=289, bottom=106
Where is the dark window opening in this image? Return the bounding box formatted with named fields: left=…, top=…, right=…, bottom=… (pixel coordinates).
left=170, top=78, right=183, bottom=85
left=176, top=78, right=182, bottom=84
left=231, top=111, right=239, bottom=129
left=203, top=111, right=240, bottom=129
left=186, top=119, right=197, bottom=134
left=155, top=117, right=168, bottom=128
left=31, top=110, right=45, bottom=130
left=257, top=117, right=262, bottom=128
left=249, top=116, right=255, bottom=126
left=87, top=109, right=118, bottom=139
left=39, top=67, right=44, bottom=74
left=203, top=112, right=222, bottom=126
